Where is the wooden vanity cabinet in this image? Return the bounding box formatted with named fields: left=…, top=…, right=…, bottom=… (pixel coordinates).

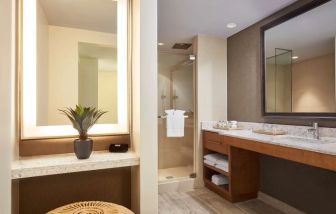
left=203, top=131, right=259, bottom=202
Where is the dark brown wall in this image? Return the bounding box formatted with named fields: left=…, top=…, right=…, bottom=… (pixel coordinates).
left=13, top=167, right=131, bottom=214
left=227, top=0, right=336, bottom=128
left=227, top=0, right=336, bottom=213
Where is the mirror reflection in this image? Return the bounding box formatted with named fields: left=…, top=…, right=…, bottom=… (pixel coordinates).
left=36, top=0, right=118, bottom=125
left=264, top=0, right=336, bottom=113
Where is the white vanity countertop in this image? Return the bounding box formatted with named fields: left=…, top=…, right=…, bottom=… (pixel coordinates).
left=202, top=122, right=336, bottom=156
left=11, top=151, right=139, bottom=179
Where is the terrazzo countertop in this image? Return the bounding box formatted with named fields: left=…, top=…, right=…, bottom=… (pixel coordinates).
left=202, top=121, right=336, bottom=156
left=12, top=151, right=139, bottom=179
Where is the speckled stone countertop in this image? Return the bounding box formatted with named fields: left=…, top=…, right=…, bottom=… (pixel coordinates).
left=11, top=151, right=139, bottom=179
left=202, top=121, right=336, bottom=156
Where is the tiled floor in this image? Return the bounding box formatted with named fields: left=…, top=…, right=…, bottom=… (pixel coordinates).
left=158, top=165, right=194, bottom=182
left=159, top=188, right=286, bottom=214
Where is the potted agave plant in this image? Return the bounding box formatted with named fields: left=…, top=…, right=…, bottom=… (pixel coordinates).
left=59, top=105, right=107, bottom=159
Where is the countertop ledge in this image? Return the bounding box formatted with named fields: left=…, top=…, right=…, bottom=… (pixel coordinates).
left=11, top=151, right=139, bottom=179
left=202, top=127, right=336, bottom=156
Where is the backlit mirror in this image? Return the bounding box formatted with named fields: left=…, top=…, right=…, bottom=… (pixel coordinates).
left=20, top=0, right=129, bottom=139
left=263, top=0, right=336, bottom=116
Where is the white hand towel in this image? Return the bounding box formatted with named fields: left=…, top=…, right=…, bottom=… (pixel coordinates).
left=165, top=110, right=175, bottom=137
left=204, top=159, right=216, bottom=167
left=165, top=109, right=185, bottom=137
left=174, top=110, right=185, bottom=137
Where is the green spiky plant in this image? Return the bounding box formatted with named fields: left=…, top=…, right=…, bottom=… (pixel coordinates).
left=59, top=105, right=107, bottom=140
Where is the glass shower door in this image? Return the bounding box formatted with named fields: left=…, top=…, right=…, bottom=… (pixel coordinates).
left=158, top=52, right=195, bottom=182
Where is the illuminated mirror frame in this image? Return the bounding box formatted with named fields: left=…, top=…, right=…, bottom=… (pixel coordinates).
left=20, top=0, right=129, bottom=139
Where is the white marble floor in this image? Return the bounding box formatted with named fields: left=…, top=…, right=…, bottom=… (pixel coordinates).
left=159, top=188, right=286, bottom=214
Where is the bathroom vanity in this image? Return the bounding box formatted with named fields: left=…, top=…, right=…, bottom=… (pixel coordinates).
left=202, top=123, right=336, bottom=203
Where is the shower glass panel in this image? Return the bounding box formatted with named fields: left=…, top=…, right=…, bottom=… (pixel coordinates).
left=266, top=48, right=292, bottom=112
left=158, top=52, right=195, bottom=182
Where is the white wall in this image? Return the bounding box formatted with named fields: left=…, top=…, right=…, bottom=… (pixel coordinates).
left=194, top=35, right=227, bottom=187
left=131, top=0, right=158, bottom=213
left=0, top=0, right=15, bottom=213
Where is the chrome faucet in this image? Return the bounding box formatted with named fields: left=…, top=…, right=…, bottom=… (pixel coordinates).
left=308, top=122, right=319, bottom=140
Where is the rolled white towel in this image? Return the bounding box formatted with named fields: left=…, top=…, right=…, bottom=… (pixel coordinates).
left=204, top=159, right=216, bottom=167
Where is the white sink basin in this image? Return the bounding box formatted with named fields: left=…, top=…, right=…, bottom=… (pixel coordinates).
left=275, top=135, right=336, bottom=144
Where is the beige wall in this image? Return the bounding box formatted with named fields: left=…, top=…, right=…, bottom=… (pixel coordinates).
left=266, top=60, right=292, bottom=112
left=98, top=70, right=118, bottom=123
left=46, top=26, right=116, bottom=125
left=78, top=57, right=99, bottom=107
left=0, top=0, right=15, bottom=212
left=131, top=0, right=158, bottom=213
left=292, top=54, right=335, bottom=112
left=194, top=35, right=227, bottom=187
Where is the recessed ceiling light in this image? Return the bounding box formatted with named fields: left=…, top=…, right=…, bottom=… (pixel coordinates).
left=226, top=22, right=237, bottom=28
left=158, top=42, right=165, bottom=46
left=292, top=56, right=299, bottom=59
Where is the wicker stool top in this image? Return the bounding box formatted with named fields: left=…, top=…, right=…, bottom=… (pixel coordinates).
left=47, top=201, right=134, bottom=214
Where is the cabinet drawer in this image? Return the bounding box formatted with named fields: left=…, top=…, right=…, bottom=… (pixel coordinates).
left=204, top=131, right=229, bottom=154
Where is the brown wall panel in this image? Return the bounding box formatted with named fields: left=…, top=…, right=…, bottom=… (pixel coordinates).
left=20, top=134, right=130, bottom=156
left=16, top=167, right=131, bottom=214
left=227, top=0, right=336, bottom=212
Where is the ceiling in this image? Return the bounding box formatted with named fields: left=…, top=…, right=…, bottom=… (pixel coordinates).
left=158, top=0, right=297, bottom=53
left=265, top=0, right=336, bottom=62
left=39, top=0, right=117, bottom=33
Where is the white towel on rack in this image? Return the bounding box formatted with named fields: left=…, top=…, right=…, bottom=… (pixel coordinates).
left=165, top=109, right=185, bottom=137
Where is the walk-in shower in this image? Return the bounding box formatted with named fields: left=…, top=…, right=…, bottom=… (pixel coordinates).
left=157, top=51, right=196, bottom=190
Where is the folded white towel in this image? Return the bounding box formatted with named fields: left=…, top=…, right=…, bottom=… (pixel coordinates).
left=204, top=153, right=228, bottom=169
left=216, top=164, right=229, bottom=172
left=204, top=153, right=226, bottom=162
left=204, top=159, right=216, bottom=166
left=211, top=174, right=229, bottom=185
left=216, top=157, right=228, bottom=166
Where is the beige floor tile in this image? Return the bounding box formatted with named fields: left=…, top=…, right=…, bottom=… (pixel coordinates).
left=159, top=188, right=286, bottom=214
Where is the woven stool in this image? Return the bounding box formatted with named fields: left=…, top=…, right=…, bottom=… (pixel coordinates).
left=47, top=201, right=134, bottom=214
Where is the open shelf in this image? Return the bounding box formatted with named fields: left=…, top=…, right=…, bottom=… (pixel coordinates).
left=204, top=163, right=229, bottom=177
left=204, top=178, right=230, bottom=201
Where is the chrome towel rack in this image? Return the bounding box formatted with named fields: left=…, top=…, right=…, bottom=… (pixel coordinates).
left=158, top=110, right=193, bottom=119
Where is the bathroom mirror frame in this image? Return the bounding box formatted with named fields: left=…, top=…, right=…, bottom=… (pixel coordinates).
left=261, top=0, right=335, bottom=119
left=17, top=0, right=131, bottom=140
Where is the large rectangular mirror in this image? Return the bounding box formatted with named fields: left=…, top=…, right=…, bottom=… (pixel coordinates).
left=20, top=0, right=129, bottom=139
left=262, top=0, right=336, bottom=117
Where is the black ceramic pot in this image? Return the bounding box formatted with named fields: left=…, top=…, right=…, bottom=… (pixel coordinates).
left=74, top=138, right=93, bottom=159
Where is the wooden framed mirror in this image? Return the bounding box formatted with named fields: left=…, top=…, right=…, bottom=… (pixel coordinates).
left=261, top=0, right=336, bottom=118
